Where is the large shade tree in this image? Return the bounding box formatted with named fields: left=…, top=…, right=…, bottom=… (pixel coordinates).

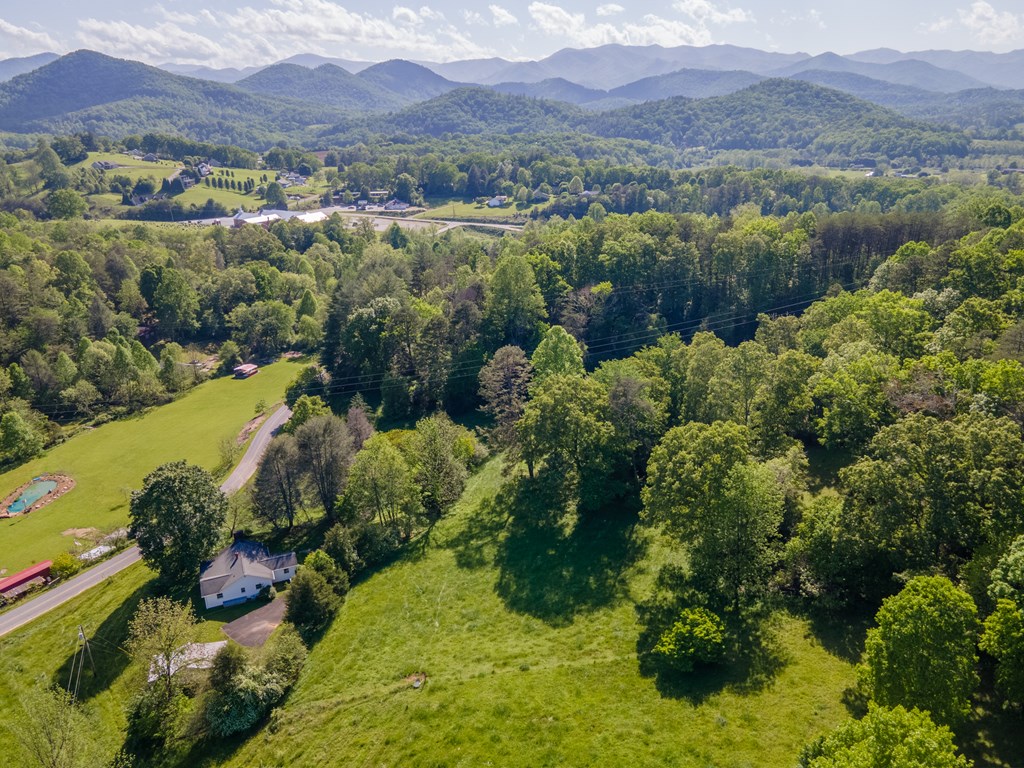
left=129, top=461, right=227, bottom=586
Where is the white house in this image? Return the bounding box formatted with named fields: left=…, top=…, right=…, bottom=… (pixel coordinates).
left=199, top=540, right=297, bottom=609
left=487, top=195, right=508, bottom=208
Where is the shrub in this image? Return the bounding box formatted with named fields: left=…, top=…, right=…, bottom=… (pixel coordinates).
left=262, top=625, right=307, bottom=685
left=302, top=549, right=349, bottom=597
left=51, top=552, right=82, bottom=580
left=323, top=523, right=363, bottom=578
left=651, top=607, right=727, bottom=672
left=204, top=666, right=285, bottom=737
left=354, top=523, right=403, bottom=569
left=284, top=567, right=339, bottom=641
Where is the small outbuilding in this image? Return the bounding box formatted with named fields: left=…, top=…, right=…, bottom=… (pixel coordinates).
left=233, top=363, right=259, bottom=378
left=0, top=561, right=52, bottom=602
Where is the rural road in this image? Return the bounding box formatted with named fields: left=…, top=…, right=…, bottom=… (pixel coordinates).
left=0, top=404, right=292, bottom=638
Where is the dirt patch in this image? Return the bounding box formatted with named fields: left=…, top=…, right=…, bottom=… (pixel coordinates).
left=236, top=413, right=268, bottom=445
left=1, top=473, right=75, bottom=518
left=62, top=527, right=101, bottom=540
left=403, top=673, right=427, bottom=689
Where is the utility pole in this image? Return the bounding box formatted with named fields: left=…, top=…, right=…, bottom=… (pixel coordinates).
left=66, top=625, right=95, bottom=703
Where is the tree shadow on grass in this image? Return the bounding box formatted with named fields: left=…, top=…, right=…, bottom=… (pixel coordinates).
left=50, top=580, right=154, bottom=703
left=489, top=473, right=642, bottom=627
left=960, top=672, right=1024, bottom=768
left=635, top=567, right=788, bottom=705
left=443, top=471, right=642, bottom=626
left=799, top=600, right=874, bottom=665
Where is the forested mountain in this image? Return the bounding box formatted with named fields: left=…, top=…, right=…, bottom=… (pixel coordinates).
left=160, top=63, right=264, bottom=83
left=478, top=42, right=808, bottom=89
left=609, top=68, right=765, bottom=101
left=324, top=87, right=590, bottom=139
left=591, top=79, right=970, bottom=160
left=789, top=70, right=938, bottom=109
left=847, top=47, right=1024, bottom=89
left=491, top=78, right=609, bottom=106
left=356, top=59, right=461, bottom=102
left=0, top=51, right=337, bottom=147
left=236, top=62, right=403, bottom=111
left=0, top=52, right=59, bottom=82
left=772, top=52, right=988, bottom=93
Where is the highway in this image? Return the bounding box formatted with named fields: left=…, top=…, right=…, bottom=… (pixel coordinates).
left=0, top=403, right=292, bottom=638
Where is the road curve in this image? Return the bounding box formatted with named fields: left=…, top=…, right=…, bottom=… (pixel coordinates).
left=0, top=404, right=292, bottom=638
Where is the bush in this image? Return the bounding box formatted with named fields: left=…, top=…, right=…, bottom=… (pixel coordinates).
left=302, top=549, right=349, bottom=597
left=284, top=567, right=339, bottom=641
left=354, top=523, right=403, bottom=569
left=323, top=523, right=363, bottom=578
left=204, top=666, right=285, bottom=737
left=262, top=625, right=307, bottom=685
left=651, top=607, right=727, bottom=672
left=51, top=551, right=82, bottom=580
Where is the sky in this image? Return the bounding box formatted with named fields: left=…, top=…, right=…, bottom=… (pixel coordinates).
left=1, top=1, right=1023, bottom=68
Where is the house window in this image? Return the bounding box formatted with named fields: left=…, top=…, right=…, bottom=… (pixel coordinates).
left=256, top=584, right=263, bottom=589
left=216, top=593, right=223, bottom=599
left=240, top=587, right=246, bottom=593
left=284, top=568, right=290, bottom=573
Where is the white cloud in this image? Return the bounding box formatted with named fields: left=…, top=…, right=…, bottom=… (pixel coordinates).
left=596, top=4, right=624, bottom=16
left=152, top=5, right=200, bottom=25
left=0, top=17, right=60, bottom=56
left=74, top=0, right=493, bottom=67
left=490, top=5, right=519, bottom=27
left=924, top=3, right=1023, bottom=46
left=673, top=0, right=752, bottom=25
left=463, top=10, right=486, bottom=25
left=392, top=7, right=422, bottom=26
left=528, top=1, right=750, bottom=48
left=958, top=1, right=1022, bottom=45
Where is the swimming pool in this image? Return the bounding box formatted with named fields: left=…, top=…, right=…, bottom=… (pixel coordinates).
left=7, top=479, right=58, bottom=514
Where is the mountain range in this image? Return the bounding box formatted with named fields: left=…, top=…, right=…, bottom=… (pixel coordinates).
left=0, top=47, right=1021, bottom=154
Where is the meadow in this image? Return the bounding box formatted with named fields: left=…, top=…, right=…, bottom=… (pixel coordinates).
left=0, top=360, right=304, bottom=574
left=418, top=197, right=545, bottom=220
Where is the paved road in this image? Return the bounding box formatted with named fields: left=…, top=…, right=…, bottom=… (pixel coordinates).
left=0, top=404, right=292, bottom=638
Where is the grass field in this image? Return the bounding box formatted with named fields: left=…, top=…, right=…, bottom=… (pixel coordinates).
left=418, top=197, right=546, bottom=220
left=212, top=461, right=858, bottom=768
left=1, top=454, right=1020, bottom=766
left=0, top=360, right=304, bottom=574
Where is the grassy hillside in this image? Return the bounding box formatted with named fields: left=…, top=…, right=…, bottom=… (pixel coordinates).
left=0, top=360, right=304, bottom=574
left=213, top=461, right=856, bottom=767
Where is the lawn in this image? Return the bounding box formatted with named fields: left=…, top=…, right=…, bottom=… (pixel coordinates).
left=0, top=360, right=304, bottom=574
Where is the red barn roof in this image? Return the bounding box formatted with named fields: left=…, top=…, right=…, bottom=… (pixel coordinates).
left=0, top=561, right=52, bottom=593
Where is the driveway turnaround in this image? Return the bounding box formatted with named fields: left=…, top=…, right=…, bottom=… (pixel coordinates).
left=0, top=404, right=292, bottom=638
left=222, top=598, right=287, bottom=647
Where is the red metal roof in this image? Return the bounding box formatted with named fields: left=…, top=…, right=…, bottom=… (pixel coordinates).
left=0, top=560, right=52, bottom=593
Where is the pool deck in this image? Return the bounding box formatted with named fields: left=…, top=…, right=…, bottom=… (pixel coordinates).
left=1, top=474, right=75, bottom=518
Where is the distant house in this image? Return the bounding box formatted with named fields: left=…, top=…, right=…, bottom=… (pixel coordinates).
left=384, top=199, right=409, bottom=212
left=487, top=195, right=508, bottom=208
left=199, top=540, right=297, bottom=609
left=368, top=190, right=390, bottom=201
left=196, top=163, right=213, bottom=178
left=143, top=153, right=159, bottom=162
left=91, top=160, right=120, bottom=171
left=292, top=210, right=328, bottom=223
left=0, top=561, right=52, bottom=603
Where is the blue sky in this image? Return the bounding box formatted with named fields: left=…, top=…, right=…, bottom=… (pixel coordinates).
left=1, top=1, right=1022, bottom=66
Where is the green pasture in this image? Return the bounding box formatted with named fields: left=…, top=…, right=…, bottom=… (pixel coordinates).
left=0, top=360, right=303, bottom=574
left=418, top=197, right=544, bottom=220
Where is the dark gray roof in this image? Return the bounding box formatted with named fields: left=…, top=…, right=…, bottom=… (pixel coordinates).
left=260, top=552, right=298, bottom=571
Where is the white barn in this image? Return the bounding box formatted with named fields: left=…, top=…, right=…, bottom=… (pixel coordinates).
left=199, top=540, right=297, bottom=609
